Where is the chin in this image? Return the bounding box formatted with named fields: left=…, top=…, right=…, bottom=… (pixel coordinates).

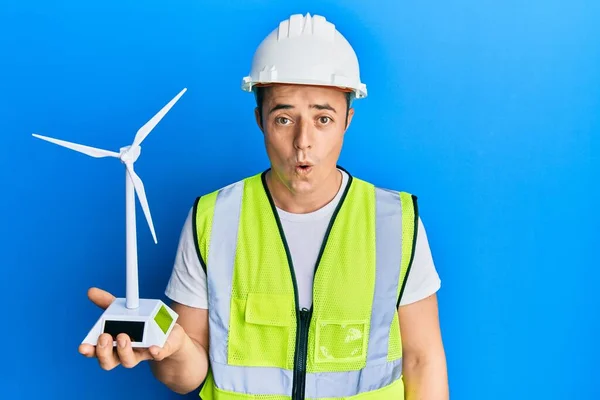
left=288, top=172, right=323, bottom=193
left=289, top=180, right=315, bottom=194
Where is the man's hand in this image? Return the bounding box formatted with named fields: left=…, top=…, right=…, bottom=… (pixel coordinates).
left=78, top=287, right=188, bottom=371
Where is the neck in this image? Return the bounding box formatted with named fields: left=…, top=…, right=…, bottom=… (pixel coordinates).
left=266, top=168, right=342, bottom=214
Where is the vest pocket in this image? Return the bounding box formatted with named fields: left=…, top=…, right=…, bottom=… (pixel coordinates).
left=245, top=293, right=292, bottom=326
left=314, top=319, right=369, bottom=364
left=228, top=292, right=294, bottom=368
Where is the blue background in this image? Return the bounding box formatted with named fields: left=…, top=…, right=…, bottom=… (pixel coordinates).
left=2, top=0, right=598, bottom=399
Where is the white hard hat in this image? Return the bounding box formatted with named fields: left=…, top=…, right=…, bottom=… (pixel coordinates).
left=241, top=13, right=367, bottom=99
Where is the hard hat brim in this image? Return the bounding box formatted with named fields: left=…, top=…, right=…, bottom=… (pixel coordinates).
left=242, top=77, right=367, bottom=99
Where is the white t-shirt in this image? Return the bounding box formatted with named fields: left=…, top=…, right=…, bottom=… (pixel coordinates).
left=165, top=170, right=441, bottom=309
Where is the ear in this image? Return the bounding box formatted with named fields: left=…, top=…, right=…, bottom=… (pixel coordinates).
left=344, top=108, right=355, bottom=132
left=254, top=107, right=264, bottom=133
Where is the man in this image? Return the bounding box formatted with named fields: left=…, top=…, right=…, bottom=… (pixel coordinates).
left=80, top=13, right=448, bottom=399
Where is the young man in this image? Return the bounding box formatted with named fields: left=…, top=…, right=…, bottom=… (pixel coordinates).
left=80, top=13, right=448, bottom=399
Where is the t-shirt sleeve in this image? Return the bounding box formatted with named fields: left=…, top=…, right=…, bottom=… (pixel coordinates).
left=399, top=216, right=441, bottom=306
left=164, top=206, right=209, bottom=309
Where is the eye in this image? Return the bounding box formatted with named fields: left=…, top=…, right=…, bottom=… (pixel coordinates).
left=275, top=116, right=291, bottom=125
left=318, top=116, right=332, bottom=125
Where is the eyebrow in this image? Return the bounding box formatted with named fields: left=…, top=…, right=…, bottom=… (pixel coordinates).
left=269, top=104, right=294, bottom=114
left=311, top=103, right=337, bottom=113
left=268, top=103, right=337, bottom=114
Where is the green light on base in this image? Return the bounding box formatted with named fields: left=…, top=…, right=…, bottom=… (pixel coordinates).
left=154, top=305, right=173, bottom=334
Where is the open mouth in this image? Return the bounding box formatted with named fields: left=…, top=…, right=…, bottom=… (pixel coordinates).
left=295, top=163, right=313, bottom=174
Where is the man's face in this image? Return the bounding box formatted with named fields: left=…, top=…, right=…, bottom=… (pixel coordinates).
left=255, top=84, right=354, bottom=196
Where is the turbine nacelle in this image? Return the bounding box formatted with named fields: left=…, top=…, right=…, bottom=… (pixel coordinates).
left=119, top=145, right=141, bottom=164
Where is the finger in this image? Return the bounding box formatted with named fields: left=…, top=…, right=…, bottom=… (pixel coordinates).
left=96, top=334, right=119, bottom=371
left=115, top=334, right=143, bottom=368
left=79, top=343, right=96, bottom=358
left=133, top=348, right=155, bottom=363
left=87, top=287, right=116, bottom=310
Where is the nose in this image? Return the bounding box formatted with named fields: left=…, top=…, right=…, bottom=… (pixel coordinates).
left=293, top=119, right=312, bottom=150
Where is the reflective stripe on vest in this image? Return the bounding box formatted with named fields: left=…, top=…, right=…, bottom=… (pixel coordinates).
left=200, top=171, right=417, bottom=399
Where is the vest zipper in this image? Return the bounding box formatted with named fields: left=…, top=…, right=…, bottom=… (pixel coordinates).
left=293, top=307, right=311, bottom=400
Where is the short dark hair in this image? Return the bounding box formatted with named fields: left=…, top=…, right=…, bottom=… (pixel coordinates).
left=253, top=86, right=355, bottom=128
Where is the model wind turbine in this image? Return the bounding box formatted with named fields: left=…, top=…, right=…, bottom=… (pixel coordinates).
left=33, top=88, right=187, bottom=348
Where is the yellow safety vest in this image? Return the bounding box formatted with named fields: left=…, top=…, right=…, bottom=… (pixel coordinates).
left=193, top=168, right=418, bottom=399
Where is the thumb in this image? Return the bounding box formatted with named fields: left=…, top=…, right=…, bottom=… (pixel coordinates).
left=148, top=344, right=170, bottom=362
left=87, top=287, right=115, bottom=310
left=148, top=324, right=186, bottom=361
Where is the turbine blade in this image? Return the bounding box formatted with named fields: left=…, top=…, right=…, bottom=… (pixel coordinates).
left=131, top=88, right=187, bottom=148
left=32, top=134, right=120, bottom=158
left=125, top=163, right=157, bottom=244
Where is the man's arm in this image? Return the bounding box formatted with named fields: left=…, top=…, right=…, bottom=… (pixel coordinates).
left=399, top=293, right=449, bottom=400
left=149, top=204, right=211, bottom=394
left=149, top=302, right=210, bottom=395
